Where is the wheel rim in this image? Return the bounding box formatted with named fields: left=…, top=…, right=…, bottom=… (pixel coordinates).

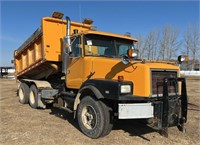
left=29, top=90, right=35, bottom=105
left=19, top=88, right=24, bottom=101
left=81, top=105, right=97, bottom=130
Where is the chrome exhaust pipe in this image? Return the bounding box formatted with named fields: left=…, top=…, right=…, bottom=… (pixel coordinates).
left=62, top=16, right=71, bottom=74
left=66, top=16, right=72, bottom=53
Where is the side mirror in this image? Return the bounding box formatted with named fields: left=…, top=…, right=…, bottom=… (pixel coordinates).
left=63, top=37, right=72, bottom=54
left=178, top=55, right=189, bottom=64
left=87, top=40, right=92, bottom=53
left=121, top=56, right=129, bottom=65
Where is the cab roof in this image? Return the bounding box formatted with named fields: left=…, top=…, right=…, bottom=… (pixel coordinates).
left=80, top=30, right=138, bottom=42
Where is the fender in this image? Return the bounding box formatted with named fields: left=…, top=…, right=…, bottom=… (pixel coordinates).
left=73, top=79, right=133, bottom=111
left=73, top=85, right=104, bottom=111
left=21, top=79, right=52, bottom=89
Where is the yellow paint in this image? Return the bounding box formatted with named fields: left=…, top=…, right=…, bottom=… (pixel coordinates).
left=14, top=17, right=93, bottom=74
left=66, top=56, right=180, bottom=97
left=15, top=16, right=138, bottom=75
left=66, top=57, right=84, bottom=88
left=14, top=15, right=181, bottom=98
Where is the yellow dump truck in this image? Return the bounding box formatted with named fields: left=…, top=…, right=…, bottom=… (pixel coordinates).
left=14, top=12, right=188, bottom=138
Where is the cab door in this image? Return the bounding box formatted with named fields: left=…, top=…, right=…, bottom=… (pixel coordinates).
left=66, top=36, right=84, bottom=89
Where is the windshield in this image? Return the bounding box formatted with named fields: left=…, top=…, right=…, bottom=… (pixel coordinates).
left=84, top=34, right=136, bottom=57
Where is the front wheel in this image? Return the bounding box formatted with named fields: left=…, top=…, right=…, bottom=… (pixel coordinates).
left=77, top=96, right=113, bottom=139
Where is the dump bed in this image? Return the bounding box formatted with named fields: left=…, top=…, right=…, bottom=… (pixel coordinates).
left=14, top=17, right=91, bottom=80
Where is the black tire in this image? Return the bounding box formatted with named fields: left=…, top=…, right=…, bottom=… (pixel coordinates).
left=77, top=96, right=113, bottom=139
left=99, top=101, right=113, bottom=137
left=18, top=82, right=29, bottom=104
left=29, top=84, right=38, bottom=109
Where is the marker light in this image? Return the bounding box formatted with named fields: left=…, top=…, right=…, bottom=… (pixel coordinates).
left=118, top=76, right=124, bottom=82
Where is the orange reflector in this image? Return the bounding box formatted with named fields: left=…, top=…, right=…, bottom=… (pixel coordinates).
left=118, top=76, right=124, bottom=82
left=185, top=56, right=189, bottom=63
left=127, top=49, right=133, bottom=57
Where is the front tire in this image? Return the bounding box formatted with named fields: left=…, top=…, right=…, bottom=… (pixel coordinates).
left=29, top=84, right=38, bottom=109
left=18, top=82, right=29, bottom=104
left=77, top=96, right=113, bottom=139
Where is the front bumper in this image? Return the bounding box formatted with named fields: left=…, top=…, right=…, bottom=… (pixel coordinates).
left=117, top=77, right=188, bottom=137
left=158, top=77, right=188, bottom=137
left=118, top=103, right=153, bottom=119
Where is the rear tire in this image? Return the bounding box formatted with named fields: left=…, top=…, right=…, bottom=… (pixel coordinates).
left=29, top=84, right=38, bottom=109
left=77, top=96, right=113, bottom=138
left=18, top=82, right=29, bottom=104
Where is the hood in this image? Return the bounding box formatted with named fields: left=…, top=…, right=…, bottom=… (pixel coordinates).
left=89, top=57, right=180, bottom=97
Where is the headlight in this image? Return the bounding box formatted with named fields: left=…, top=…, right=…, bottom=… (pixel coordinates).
left=120, top=85, right=131, bottom=93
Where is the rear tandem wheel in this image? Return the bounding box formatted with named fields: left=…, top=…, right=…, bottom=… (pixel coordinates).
left=18, top=82, right=29, bottom=104
left=29, top=84, right=39, bottom=109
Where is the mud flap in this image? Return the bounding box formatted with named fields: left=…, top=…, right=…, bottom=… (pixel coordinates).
left=37, top=93, right=46, bottom=109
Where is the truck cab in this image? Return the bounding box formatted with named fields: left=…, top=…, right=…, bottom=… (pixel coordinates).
left=62, top=24, right=188, bottom=138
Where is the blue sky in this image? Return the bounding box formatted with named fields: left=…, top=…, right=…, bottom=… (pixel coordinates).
left=0, top=1, right=199, bottom=66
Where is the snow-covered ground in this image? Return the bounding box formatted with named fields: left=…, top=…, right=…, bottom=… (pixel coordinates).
left=0, top=68, right=15, bottom=78
left=1, top=69, right=200, bottom=78
left=180, top=71, right=200, bottom=76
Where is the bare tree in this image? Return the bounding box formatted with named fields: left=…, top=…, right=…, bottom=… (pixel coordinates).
left=136, top=34, right=146, bottom=58
left=184, top=25, right=191, bottom=57
left=159, top=25, right=181, bottom=60
left=184, top=24, right=200, bottom=70
left=143, top=30, right=159, bottom=60
left=184, top=24, right=200, bottom=60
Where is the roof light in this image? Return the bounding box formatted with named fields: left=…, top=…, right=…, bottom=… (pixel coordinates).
left=82, top=18, right=93, bottom=25
left=124, top=32, right=131, bottom=37
left=52, top=11, right=64, bottom=19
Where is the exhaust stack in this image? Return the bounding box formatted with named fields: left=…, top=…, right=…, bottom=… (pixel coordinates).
left=66, top=16, right=72, bottom=53
left=62, top=16, right=72, bottom=74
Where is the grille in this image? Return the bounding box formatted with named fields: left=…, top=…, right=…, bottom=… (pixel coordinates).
left=151, top=71, right=177, bottom=97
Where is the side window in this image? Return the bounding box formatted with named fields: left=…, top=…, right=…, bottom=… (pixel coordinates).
left=118, top=44, right=129, bottom=56
left=98, top=47, right=107, bottom=55
left=70, top=36, right=82, bottom=57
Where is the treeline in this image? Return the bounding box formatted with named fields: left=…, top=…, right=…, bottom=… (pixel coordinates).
left=136, top=24, right=200, bottom=62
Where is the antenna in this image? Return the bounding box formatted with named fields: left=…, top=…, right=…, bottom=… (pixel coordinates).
left=79, top=3, right=82, bottom=22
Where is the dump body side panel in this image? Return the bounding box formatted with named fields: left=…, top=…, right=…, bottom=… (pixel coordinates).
left=14, top=28, right=43, bottom=76
left=42, top=17, right=92, bottom=62
left=14, top=17, right=91, bottom=80
left=42, top=18, right=66, bottom=62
